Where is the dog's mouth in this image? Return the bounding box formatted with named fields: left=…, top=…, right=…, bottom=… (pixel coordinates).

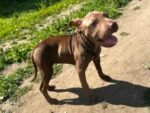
left=98, top=35, right=118, bottom=47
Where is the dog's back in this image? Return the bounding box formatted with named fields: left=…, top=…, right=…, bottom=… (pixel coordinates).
left=32, top=35, right=75, bottom=65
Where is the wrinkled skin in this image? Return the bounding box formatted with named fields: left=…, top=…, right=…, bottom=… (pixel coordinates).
left=69, top=11, right=118, bottom=47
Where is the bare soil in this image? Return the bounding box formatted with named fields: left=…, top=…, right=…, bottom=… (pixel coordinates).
left=1, top=0, right=150, bottom=113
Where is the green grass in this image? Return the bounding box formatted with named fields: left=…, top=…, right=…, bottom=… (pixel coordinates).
left=0, top=44, right=32, bottom=70
left=0, top=65, right=33, bottom=103
left=0, top=0, right=82, bottom=42
left=0, top=63, right=62, bottom=103
left=0, top=0, right=131, bottom=103
left=0, top=0, right=60, bottom=17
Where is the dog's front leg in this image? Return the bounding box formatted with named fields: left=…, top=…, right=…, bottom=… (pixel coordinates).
left=76, top=59, right=97, bottom=102
left=93, top=56, right=112, bottom=82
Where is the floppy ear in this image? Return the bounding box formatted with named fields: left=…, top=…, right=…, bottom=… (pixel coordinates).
left=69, top=19, right=82, bottom=27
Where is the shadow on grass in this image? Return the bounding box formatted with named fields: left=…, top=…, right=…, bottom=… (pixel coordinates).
left=0, top=0, right=60, bottom=17
left=52, top=79, right=150, bottom=107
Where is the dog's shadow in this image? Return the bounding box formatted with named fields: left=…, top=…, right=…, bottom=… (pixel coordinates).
left=53, top=79, right=150, bottom=107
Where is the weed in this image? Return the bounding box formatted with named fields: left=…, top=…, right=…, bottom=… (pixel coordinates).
left=142, top=63, right=150, bottom=70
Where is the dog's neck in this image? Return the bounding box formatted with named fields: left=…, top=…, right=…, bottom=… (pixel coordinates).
left=75, top=30, right=100, bottom=57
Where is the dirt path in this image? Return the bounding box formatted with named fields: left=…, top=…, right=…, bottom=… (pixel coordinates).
left=4, top=0, right=150, bottom=112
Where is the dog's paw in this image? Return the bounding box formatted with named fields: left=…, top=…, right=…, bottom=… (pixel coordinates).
left=47, top=85, right=56, bottom=91
left=101, top=74, right=112, bottom=82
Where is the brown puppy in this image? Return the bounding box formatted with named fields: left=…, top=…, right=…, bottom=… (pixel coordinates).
left=31, top=11, right=118, bottom=104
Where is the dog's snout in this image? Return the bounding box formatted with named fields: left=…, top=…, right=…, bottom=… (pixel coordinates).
left=112, top=22, right=118, bottom=32
left=106, top=20, right=118, bottom=33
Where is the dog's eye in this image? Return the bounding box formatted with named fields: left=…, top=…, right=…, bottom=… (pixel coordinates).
left=91, top=20, right=98, bottom=26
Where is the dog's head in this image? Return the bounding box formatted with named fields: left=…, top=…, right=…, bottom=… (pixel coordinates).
left=69, top=11, right=118, bottom=47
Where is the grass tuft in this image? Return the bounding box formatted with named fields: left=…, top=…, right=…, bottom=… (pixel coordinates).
left=142, top=63, right=150, bottom=70
left=0, top=65, right=32, bottom=103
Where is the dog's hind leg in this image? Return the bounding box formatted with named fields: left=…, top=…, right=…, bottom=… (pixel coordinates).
left=40, top=64, right=58, bottom=104
left=31, top=53, right=38, bottom=82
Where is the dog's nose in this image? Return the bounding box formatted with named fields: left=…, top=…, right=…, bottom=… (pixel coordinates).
left=112, top=22, right=118, bottom=32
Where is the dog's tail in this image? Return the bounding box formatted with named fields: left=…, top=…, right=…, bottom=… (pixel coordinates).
left=31, top=51, right=38, bottom=82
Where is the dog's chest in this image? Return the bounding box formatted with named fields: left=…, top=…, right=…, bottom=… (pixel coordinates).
left=83, top=46, right=101, bottom=59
